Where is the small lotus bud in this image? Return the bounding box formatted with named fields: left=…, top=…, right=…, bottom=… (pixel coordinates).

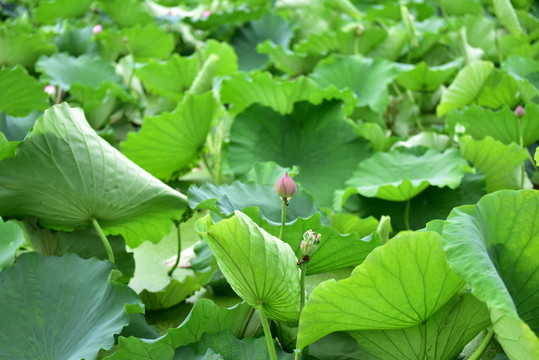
left=202, top=10, right=211, bottom=18
left=300, top=230, right=322, bottom=257
left=44, top=85, right=56, bottom=96
left=275, top=173, right=297, bottom=199
left=515, top=105, right=525, bottom=118
left=123, top=36, right=129, bottom=43
left=92, top=24, right=103, bottom=34
left=168, top=10, right=173, bottom=16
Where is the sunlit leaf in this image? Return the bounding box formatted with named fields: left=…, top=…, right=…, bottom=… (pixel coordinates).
left=0, top=66, right=49, bottom=116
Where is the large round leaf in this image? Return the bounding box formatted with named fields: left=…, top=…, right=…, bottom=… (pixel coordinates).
left=296, top=231, right=465, bottom=349
left=0, top=252, right=140, bottom=360
left=442, top=190, right=539, bottom=359
left=0, top=66, right=49, bottom=117
left=195, top=211, right=301, bottom=323
left=337, top=148, right=469, bottom=205
left=121, top=92, right=223, bottom=181
left=0, top=103, right=187, bottom=247
left=228, top=100, right=370, bottom=208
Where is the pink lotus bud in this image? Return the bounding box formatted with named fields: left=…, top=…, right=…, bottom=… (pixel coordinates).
left=92, top=24, right=103, bottom=34
left=44, top=85, right=56, bottom=96
left=515, top=105, right=525, bottom=118
left=202, top=10, right=211, bottom=18
left=168, top=10, right=173, bottom=15
left=275, top=172, right=297, bottom=198
left=300, top=230, right=322, bottom=257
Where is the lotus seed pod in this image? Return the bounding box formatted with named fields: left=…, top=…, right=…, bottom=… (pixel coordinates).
left=275, top=173, right=297, bottom=198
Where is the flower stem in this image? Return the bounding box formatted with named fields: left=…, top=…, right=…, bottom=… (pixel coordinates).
left=279, top=198, right=287, bottom=240
left=238, top=306, right=255, bottom=339
left=168, top=220, right=182, bottom=277
left=404, top=199, right=411, bottom=230
left=91, top=218, right=115, bottom=264
left=299, top=262, right=307, bottom=313
left=258, top=303, right=278, bottom=360
left=418, top=321, right=427, bottom=360
left=467, top=327, right=495, bottom=360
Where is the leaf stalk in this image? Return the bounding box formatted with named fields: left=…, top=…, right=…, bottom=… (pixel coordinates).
left=257, top=303, right=278, bottom=360
left=91, top=218, right=115, bottom=264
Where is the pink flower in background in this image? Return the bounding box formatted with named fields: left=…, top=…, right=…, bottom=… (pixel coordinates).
left=92, top=24, right=103, bottom=34
left=514, top=105, right=526, bottom=118
left=44, top=85, right=56, bottom=96
left=168, top=10, right=173, bottom=15
left=202, top=10, right=211, bottom=18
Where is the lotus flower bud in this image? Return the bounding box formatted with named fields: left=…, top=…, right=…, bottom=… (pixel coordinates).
left=202, top=10, right=211, bottom=18
left=92, top=24, right=103, bottom=34
left=300, top=230, right=321, bottom=257
left=275, top=173, right=297, bottom=199
left=515, top=105, right=525, bottom=118
left=44, top=85, right=56, bottom=96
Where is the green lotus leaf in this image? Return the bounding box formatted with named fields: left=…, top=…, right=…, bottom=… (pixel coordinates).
left=349, top=293, right=490, bottom=360
left=476, top=69, right=537, bottom=109
left=0, top=252, right=141, bottom=360
left=0, top=23, right=56, bottom=68
left=121, top=92, right=222, bottom=180
left=34, top=0, right=92, bottom=24
left=0, top=103, right=187, bottom=247
left=296, top=231, right=465, bottom=349
left=459, top=135, right=528, bottom=192
left=53, top=24, right=97, bottom=57
left=503, top=55, right=539, bottom=91
left=310, top=55, right=400, bottom=114
left=436, top=61, right=494, bottom=117
left=367, top=26, right=409, bottom=61
left=436, top=0, right=483, bottom=16
left=493, top=0, right=523, bottom=36
left=349, top=172, right=487, bottom=231
left=337, top=148, right=469, bottom=206
left=0, top=66, right=49, bottom=116
left=396, top=59, right=463, bottom=91
left=195, top=211, right=301, bottom=323
left=392, top=131, right=451, bottom=152
left=447, top=104, right=539, bottom=146
left=354, top=122, right=398, bottom=152
left=243, top=208, right=382, bottom=275
left=246, top=161, right=298, bottom=186
left=108, top=299, right=253, bottom=360
left=36, top=53, right=122, bottom=91
left=230, top=13, right=294, bottom=71
left=99, top=0, right=154, bottom=27
left=188, top=181, right=320, bottom=226
left=183, top=4, right=267, bottom=31
left=96, top=24, right=174, bottom=61
left=0, top=218, right=24, bottom=271
left=0, top=132, right=19, bottom=160
left=257, top=40, right=320, bottom=76
left=220, top=71, right=356, bottom=116
left=228, top=100, right=370, bottom=208
left=0, top=110, right=41, bottom=141
left=22, top=218, right=134, bottom=283
left=442, top=190, right=539, bottom=359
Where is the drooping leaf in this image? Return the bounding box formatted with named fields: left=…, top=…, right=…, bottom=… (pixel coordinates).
left=442, top=190, right=539, bottom=359
left=220, top=71, right=357, bottom=116
left=230, top=13, right=294, bottom=71
left=188, top=181, right=320, bottom=226
left=310, top=55, right=400, bottom=114
left=243, top=208, right=382, bottom=275
left=348, top=293, right=490, bottom=360
left=0, top=66, right=49, bottom=116
left=296, top=231, right=465, bottom=349
left=396, top=59, right=463, bottom=91
left=436, top=61, right=494, bottom=117
left=36, top=53, right=122, bottom=90
left=476, top=69, right=537, bottom=109
left=503, top=55, right=539, bottom=91
left=446, top=104, right=539, bottom=146
left=459, top=135, right=528, bottom=192
left=195, top=211, right=301, bottom=323
left=257, top=40, right=320, bottom=76
left=337, top=148, right=469, bottom=206
left=0, top=133, right=19, bottom=160
left=108, top=299, right=253, bottom=360
left=0, top=218, right=24, bottom=271
left=33, top=0, right=92, bottom=24
left=0, top=252, right=141, bottom=360
left=121, top=92, right=222, bottom=180
left=493, top=0, right=523, bottom=36
left=228, top=100, right=371, bottom=208
left=0, top=103, right=187, bottom=247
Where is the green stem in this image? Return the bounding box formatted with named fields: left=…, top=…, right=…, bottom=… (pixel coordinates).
left=202, top=153, right=216, bottom=182
left=214, top=120, right=224, bottom=185
left=257, top=303, right=278, bottom=360
left=238, top=306, right=256, bottom=339
left=91, top=218, right=115, bottom=264
left=404, top=199, right=411, bottom=230
left=299, top=262, right=307, bottom=313
left=168, top=221, right=182, bottom=277
left=467, top=327, right=495, bottom=360
left=279, top=198, right=287, bottom=240
left=418, top=321, right=427, bottom=360
left=519, top=119, right=526, bottom=188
